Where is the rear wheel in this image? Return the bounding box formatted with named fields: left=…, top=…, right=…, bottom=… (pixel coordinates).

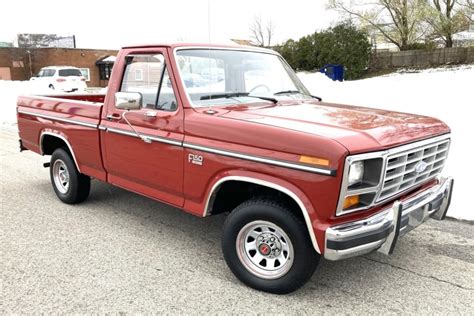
left=222, top=198, right=320, bottom=294
left=50, top=148, right=90, bottom=204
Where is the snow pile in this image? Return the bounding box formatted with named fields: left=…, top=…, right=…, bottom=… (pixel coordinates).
left=0, top=80, right=86, bottom=131
left=299, top=65, right=474, bottom=220
left=0, top=81, right=43, bottom=131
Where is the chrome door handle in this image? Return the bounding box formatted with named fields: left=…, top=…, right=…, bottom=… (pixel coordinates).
left=106, top=113, right=121, bottom=121
left=145, top=111, right=157, bottom=118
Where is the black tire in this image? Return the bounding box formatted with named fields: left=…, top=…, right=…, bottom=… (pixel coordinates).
left=222, top=198, right=320, bottom=294
left=50, top=148, right=90, bottom=204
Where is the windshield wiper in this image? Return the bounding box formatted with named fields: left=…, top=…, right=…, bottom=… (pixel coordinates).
left=200, top=92, right=278, bottom=104
left=273, top=90, right=322, bottom=101
left=273, top=90, right=301, bottom=95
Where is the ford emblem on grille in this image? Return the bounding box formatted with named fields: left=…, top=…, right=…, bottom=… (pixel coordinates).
left=414, top=161, right=429, bottom=174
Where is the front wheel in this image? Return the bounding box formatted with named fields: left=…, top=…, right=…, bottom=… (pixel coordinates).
left=50, top=148, right=90, bottom=204
left=222, top=198, right=320, bottom=294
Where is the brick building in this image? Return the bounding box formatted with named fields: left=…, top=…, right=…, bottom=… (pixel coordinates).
left=0, top=47, right=118, bottom=87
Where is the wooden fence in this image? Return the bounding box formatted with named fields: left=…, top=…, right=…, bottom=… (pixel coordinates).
left=369, top=47, right=474, bottom=69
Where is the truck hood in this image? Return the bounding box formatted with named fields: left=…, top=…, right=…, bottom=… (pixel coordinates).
left=219, top=101, right=450, bottom=153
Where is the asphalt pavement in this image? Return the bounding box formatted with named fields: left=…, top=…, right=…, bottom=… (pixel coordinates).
left=1, top=130, right=472, bottom=313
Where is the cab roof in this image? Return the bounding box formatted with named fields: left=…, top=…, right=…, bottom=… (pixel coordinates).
left=122, top=43, right=277, bottom=54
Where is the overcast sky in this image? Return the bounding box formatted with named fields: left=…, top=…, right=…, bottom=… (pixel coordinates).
left=0, top=0, right=340, bottom=49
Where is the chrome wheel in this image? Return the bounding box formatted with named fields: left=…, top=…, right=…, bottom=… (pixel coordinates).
left=236, top=220, right=294, bottom=279
left=52, top=159, right=70, bottom=194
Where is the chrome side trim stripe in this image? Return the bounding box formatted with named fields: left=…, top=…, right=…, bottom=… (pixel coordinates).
left=103, top=126, right=334, bottom=175
left=105, top=127, right=183, bottom=146
left=18, top=110, right=98, bottom=128
left=183, top=142, right=336, bottom=176
left=24, top=112, right=334, bottom=176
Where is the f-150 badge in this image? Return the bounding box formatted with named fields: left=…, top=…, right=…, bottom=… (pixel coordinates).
left=188, top=153, right=203, bottom=166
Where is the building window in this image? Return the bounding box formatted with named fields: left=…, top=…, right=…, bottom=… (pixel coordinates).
left=135, top=69, right=143, bottom=81
left=79, top=68, right=90, bottom=81
left=12, top=61, right=24, bottom=68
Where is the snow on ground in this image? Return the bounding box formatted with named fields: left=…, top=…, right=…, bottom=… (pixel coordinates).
left=0, top=81, right=33, bottom=131
left=0, top=65, right=472, bottom=220
left=299, top=65, right=474, bottom=220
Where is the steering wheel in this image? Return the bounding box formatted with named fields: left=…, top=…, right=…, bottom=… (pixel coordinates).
left=249, top=84, right=271, bottom=94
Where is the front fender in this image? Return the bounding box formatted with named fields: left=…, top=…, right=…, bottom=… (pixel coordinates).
left=188, top=169, right=323, bottom=254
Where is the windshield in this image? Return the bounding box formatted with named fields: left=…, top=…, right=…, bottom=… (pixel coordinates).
left=175, top=49, right=312, bottom=107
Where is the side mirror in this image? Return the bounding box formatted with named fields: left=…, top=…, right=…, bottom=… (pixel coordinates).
left=115, top=92, right=142, bottom=110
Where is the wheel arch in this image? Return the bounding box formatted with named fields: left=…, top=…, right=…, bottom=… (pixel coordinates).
left=40, top=131, right=81, bottom=173
left=205, top=175, right=321, bottom=254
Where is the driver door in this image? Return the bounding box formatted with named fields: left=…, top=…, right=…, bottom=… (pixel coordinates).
left=101, top=51, right=184, bottom=207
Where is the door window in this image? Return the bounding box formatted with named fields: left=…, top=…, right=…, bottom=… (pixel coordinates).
left=156, top=68, right=177, bottom=111
left=120, top=54, right=177, bottom=111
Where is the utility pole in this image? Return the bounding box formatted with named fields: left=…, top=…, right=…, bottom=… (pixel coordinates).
left=26, top=50, right=33, bottom=78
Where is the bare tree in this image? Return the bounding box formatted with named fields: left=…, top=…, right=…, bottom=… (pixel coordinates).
left=17, top=34, right=59, bottom=48
left=425, top=0, right=470, bottom=47
left=328, top=0, right=428, bottom=50
left=250, top=15, right=275, bottom=47
left=460, top=0, right=474, bottom=11
left=250, top=15, right=264, bottom=46
left=458, top=0, right=474, bottom=22
left=266, top=20, right=275, bottom=47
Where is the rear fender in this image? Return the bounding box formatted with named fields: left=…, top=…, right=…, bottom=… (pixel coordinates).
left=39, top=130, right=81, bottom=173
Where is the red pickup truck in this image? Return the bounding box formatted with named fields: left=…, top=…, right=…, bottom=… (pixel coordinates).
left=17, top=43, right=454, bottom=294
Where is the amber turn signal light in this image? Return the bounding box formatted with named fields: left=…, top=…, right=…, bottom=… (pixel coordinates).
left=299, top=155, right=330, bottom=166
left=343, top=195, right=360, bottom=209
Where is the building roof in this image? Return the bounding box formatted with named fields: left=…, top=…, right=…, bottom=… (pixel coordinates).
left=230, top=39, right=257, bottom=46
left=96, top=55, right=116, bottom=65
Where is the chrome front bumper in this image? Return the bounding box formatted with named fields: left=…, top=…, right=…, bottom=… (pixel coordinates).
left=324, top=177, right=454, bottom=261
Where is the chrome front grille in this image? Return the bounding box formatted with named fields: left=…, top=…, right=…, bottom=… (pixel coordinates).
left=377, top=138, right=450, bottom=202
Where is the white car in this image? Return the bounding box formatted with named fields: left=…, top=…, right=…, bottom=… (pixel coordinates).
left=30, top=66, right=87, bottom=92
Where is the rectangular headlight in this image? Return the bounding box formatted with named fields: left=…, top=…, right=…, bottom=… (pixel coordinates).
left=348, top=161, right=364, bottom=186
left=336, top=156, right=383, bottom=216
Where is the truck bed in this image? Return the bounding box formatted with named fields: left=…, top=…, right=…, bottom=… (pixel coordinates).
left=17, top=94, right=106, bottom=181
